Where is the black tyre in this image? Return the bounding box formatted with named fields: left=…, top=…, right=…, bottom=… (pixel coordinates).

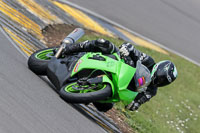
left=28, top=47, right=55, bottom=75
left=59, top=82, right=112, bottom=103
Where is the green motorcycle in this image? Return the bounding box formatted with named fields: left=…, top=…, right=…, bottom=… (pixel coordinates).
left=28, top=28, right=151, bottom=105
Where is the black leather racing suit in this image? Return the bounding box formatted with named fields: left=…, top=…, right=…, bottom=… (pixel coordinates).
left=63, top=39, right=157, bottom=112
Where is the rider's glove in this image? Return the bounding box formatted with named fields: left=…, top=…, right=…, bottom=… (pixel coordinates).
left=93, top=39, right=116, bottom=54
left=125, top=91, right=152, bottom=111
left=126, top=101, right=141, bottom=111
left=119, top=42, right=134, bottom=57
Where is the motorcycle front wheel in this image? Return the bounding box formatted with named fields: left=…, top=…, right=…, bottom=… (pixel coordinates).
left=59, top=82, right=112, bottom=103
left=28, top=47, right=56, bottom=75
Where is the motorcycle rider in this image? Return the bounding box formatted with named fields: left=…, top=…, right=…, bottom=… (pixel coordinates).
left=62, top=39, right=178, bottom=112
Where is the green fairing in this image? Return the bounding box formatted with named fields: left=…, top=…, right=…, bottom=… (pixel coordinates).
left=71, top=52, right=117, bottom=76
left=117, top=63, right=138, bottom=104
left=71, top=52, right=138, bottom=104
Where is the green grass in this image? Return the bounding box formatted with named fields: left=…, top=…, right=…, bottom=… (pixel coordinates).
left=78, top=34, right=200, bottom=133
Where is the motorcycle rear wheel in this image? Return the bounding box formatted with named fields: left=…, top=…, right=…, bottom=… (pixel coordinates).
left=59, top=82, right=112, bottom=103
left=28, top=47, right=55, bottom=75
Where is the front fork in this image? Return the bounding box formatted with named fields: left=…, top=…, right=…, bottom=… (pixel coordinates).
left=102, top=75, right=115, bottom=97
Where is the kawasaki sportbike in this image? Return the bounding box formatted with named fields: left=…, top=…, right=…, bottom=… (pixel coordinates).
left=28, top=28, right=151, bottom=105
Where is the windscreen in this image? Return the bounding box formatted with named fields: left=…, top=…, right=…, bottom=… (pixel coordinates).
left=134, top=60, right=151, bottom=93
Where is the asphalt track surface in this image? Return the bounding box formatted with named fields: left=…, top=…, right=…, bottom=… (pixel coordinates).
left=67, top=0, right=200, bottom=65
left=0, top=29, right=104, bottom=132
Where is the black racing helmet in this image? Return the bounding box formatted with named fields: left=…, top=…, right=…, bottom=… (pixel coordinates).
left=151, top=60, right=178, bottom=87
